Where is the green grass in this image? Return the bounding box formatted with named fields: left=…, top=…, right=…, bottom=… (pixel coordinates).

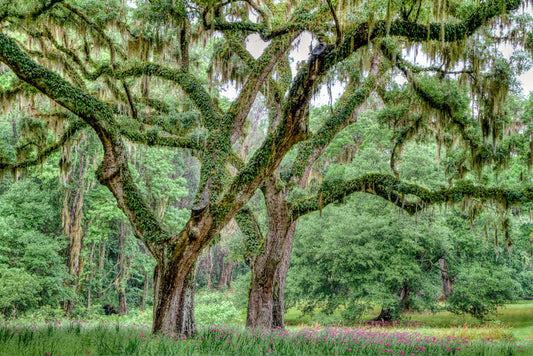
left=286, top=301, right=533, bottom=347
left=0, top=321, right=531, bottom=356
left=1, top=303, right=530, bottom=355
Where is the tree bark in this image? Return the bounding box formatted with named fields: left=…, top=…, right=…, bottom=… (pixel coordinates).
left=216, top=246, right=233, bottom=290
left=152, top=265, right=196, bottom=335
left=440, top=258, right=453, bottom=298
left=246, top=177, right=296, bottom=329
left=272, top=236, right=294, bottom=328
left=151, top=235, right=202, bottom=335
left=217, top=259, right=233, bottom=291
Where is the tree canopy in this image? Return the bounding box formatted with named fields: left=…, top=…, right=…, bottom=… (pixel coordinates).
left=0, top=0, right=533, bottom=334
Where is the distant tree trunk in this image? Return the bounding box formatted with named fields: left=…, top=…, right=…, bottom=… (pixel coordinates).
left=371, top=308, right=394, bottom=322
left=87, top=241, right=96, bottom=312
left=217, top=260, right=233, bottom=290
left=217, top=247, right=233, bottom=290
left=246, top=177, right=296, bottom=329
left=140, top=270, right=147, bottom=312
left=62, top=143, right=90, bottom=313
left=398, top=283, right=410, bottom=313
left=116, top=221, right=130, bottom=316
left=207, top=247, right=214, bottom=290
left=10, top=116, right=18, bottom=141
left=97, top=240, right=106, bottom=298
left=440, top=258, right=453, bottom=298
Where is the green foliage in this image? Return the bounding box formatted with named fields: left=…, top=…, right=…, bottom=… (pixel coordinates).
left=0, top=268, right=40, bottom=315
left=0, top=174, right=69, bottom=316
left=194, top=292, right=242, bottom=326
left=448, top=264, right=521, bottom=321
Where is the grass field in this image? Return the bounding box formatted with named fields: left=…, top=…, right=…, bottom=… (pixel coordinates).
left=0, top=302, right=530, bottom=355
left=285, top=302, right=533, bottom=340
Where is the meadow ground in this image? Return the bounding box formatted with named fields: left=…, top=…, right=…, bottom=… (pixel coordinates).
left=0, top=302, right=531, bottom=356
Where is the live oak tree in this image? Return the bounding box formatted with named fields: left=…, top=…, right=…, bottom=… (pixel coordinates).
left=234, top=0, right=533, bottom=329
left=1, top=0, right=533, bottom=335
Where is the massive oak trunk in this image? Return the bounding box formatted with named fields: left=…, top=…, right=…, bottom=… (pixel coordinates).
left=152, top=259, right=196, bottom=335
left=246, top=178, right=296, bottom=329
left=272, top=238, right=294, bottom=328
left=151, top=226, right=207, bottom=335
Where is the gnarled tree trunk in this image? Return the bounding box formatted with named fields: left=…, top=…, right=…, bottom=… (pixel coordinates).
left=272, top=237, right=294, bottom=328
left=246, top=177, right=296, bottom=329
left=152, top=258, right=197, bottom=335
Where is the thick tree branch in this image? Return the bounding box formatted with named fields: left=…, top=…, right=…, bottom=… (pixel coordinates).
left=0, top=32, right=170, bottom=258
left=224, top=34, right=286, bottom=143
left=291, top=173, right=533, bottom=219
left=289, top=54, right=381, bottom=186
left=380, top=41, right=488, bottom=167
left=117, top=63, right=222, bottom=131
left=333, top=0, right=521, bottom=67
left=0, top=118, right=86, bottom=172
left=117, top=117, right=205, bottom=151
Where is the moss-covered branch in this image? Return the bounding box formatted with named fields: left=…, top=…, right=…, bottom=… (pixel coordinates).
left=0, top=118, right=86, bottom=172
left=225, top=34, right=295, bottom=144
left=117, top=116, right=205, bottom=151
left=330, top=0, right=521, bottom=73
left=380, top=40, right=514, bottom=175
left=117, top=63, right=222, bottom=131
left=0, top=31, right=171, bottom=256
left=291, top=173, right=533, bottom=219
left=289, top=55, right=381, bottom=185
left=0, top=0, right=62, bottom=22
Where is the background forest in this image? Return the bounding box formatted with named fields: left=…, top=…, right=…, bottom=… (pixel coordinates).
left=0, top=1, right=532, bottom=355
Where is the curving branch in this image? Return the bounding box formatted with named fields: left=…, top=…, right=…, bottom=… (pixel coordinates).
left=117, top=64, right=222, bottom=131
left=333, top=0, right=522, bottom=67
left=0, top=31, right=171, bottom=256
left=325, top=0, right=342, bottom=46
left=0, top=118, right=86, bottom=172
left=379, top=40, right=493, bottom=173
left=117, top=117, right=206, bottom=151
left=224, top=34, right=287, bottom=143
left=0, top=0, right=63, bottom=22
left=289, top=53, right=381, bottom=186
left=291, top=173, right=533, bottom=219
